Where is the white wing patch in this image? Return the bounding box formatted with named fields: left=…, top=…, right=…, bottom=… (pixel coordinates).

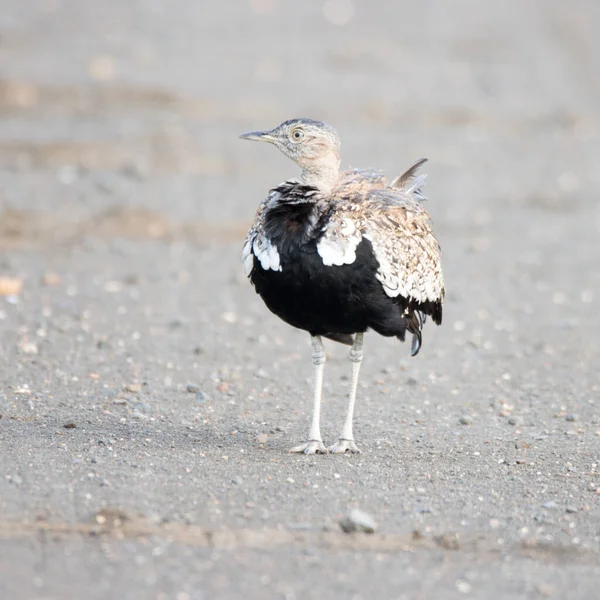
left=317, top=218, right=362, bottom=267
left=252, top=235, right=282, bottom=273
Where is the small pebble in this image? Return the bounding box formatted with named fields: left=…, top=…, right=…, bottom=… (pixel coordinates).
left=565, top=414, right=577, bottom=422
left=42, top=272, right=61, bottom=286
left=456, top=580, right=472, bottom=594
left=459, top=415, right=472, bottom=425
left=186, top=384, right=200, bottom=393
left=339, top=509, right=377, bottom=534
left=63, top=421, right=77, bottom=429
left=565, top=506, right=578, bottom=514
left=195, top=392, right=206, bottom=403
left=125, top=383, right=142, bottom=393
left=256, top=434, right=268, bottom=445
left=542, top=501, right=558, bottom=510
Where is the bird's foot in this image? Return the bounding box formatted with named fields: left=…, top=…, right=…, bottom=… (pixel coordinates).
left=328, top=438, right=361, bottom=454
left=289, top=440, right=328, bottom=455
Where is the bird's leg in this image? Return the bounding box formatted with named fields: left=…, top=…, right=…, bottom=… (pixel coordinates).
left=329, top=332, right=363, bottom=454
left=289, top=335, right=328, bottom=455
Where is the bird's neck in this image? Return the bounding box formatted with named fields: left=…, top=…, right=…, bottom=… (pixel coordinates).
left=299, top=153, right=341, bottom=194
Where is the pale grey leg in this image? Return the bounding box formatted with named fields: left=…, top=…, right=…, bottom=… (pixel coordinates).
left=289, top=335, right=328, bottom=455
left=329, top=332, right=363, bottom=454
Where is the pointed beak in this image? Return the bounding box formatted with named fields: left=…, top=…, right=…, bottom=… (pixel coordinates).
left=239, top=130, right=275, bottom=143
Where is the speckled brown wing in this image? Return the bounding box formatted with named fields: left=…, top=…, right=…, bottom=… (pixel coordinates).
left=318, top=183, right=445, bottom=310
left=360, top=190, right=445, bottom=306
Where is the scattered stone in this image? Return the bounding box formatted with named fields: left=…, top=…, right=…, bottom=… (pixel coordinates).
left=534, top=583, right=553, bottom=598
left=542, top=501, right=558, bottom=510
left=565, top=414, right=577, bottom=422
left=42, top=272, right=61, bottom=286
left=0, top=277, right=23, bottom=297
left=458, top=415, right=472, bottom=425
left=434, top=533, right=460, bottom=550
left=186, top=384, right=200, bottom=393
left=565, top=506, right=578, bottom=514
left=63, top=421, right=76, bottom=429
left=94, top=508, right=130, bottom=527
left=256, top=434, right=268, bottom=445
left=412, top=529, right=424, bottom=541
left=588, top=482, right=598, bottom=492
left=125, top=383, right=142, bottom=393
left=515, top=440, right=530, bottom=449
left=339, top=509, right=377, bottom=534
left=456, top=580, right=472, bottom=594
left=508, top=416, right=522, bottom=426
left=195, top=392, right=206, bottom=403
left=88, top=54, right=115, bottom=82
left=18, top=341, right=38, bottom=355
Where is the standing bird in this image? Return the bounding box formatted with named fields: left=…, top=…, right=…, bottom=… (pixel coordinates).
left=240, top=118, right=444, bottom=455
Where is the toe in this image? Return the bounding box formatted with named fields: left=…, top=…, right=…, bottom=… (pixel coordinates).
left=289, top=440, right=328, bottom=454
left=328, top=439, right=361, bottom=454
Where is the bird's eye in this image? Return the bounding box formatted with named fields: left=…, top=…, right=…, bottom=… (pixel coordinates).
left=291, top=129, right=304, bottom=141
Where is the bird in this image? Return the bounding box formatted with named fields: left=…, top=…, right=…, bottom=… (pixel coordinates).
left=240, top=118, right=444, bottom=455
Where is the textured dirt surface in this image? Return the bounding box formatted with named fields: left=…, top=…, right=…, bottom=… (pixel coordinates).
left=1, top=1, right=599, bottom=599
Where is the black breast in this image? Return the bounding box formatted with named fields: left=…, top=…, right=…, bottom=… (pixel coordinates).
left=250, top=198, right=412, bottom=341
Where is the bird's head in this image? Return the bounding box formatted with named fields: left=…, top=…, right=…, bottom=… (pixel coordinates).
left=240, top=118, right=341, bottom=191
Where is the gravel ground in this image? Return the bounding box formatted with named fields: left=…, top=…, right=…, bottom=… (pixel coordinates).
left=1, top=1, right=599, bottom=598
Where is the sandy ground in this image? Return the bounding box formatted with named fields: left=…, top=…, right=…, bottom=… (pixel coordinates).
left=1, top=1, right=599, bottom=598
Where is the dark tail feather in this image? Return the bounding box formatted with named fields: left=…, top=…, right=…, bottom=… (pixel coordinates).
left=405, top=310, right=425, bottom=357
left=410, top=332, right=421, bottom=356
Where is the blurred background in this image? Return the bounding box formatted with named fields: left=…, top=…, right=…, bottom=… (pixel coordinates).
left=1, top=0, right=598, bottom=403
left=1, top=1, right=599, bottom=598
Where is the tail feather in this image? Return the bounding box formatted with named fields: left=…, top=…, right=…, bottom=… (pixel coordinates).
left=396, top=298, right=442, bottom=357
